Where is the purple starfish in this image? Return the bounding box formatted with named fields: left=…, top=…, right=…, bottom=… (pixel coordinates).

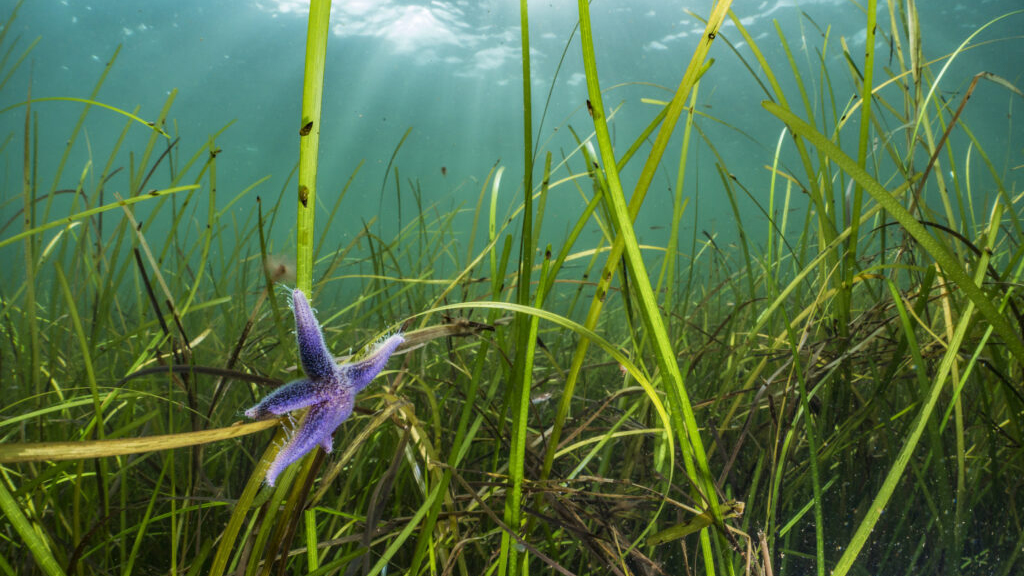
left=245, top=288, right=404, bottom=486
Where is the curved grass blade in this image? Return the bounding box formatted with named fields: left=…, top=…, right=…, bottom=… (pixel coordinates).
left=0, top=184, right=199, bottom=250
left=0, top=96, right=169, bottom=138
left=763, top=101, right=1024, bottom=367
left=422, top=300, right=675, bottom=465
left=576, top=0, right=734, bottom=570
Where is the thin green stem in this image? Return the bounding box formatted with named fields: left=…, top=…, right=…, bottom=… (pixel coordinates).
left=296, top=0, right=332, bottom=295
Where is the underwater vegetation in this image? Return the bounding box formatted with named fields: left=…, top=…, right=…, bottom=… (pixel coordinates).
left=1, top=0, right=1022, bottom=575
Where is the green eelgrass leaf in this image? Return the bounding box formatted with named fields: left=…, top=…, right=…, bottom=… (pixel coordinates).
left=0, top=480, right=65, bottom=576
left=422, top=300, right=674, bottom=459
left=763, top=100, right=1024, bottom=368
left=208, top=426, right=288, bottom=576
left=0, top=184, right=198, bottom=250
left=828, top=279, right=975, bottom=576
left=577, top=0, right=734, bottom=572
left=648, top=500, right=746, bottom=546
left=295, top=0, right=331, bottom=295
left=0, top=96, right=168, bottom=138
left=502, top=0, right=537, bottom=572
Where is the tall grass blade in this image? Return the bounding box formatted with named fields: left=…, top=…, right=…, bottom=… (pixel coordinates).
left=763, top=101, right=1024, bottom=366
left=296, top=0, right=331, bottom=294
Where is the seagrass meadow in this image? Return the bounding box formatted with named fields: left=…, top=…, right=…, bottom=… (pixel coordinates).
left=1, top=0, right=1022, bottom=574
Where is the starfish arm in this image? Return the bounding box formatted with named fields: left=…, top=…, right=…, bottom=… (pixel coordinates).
left=344, top=333, right=405, bottom=392
left=244, top=378, right=320, bottom=420
left=290, top=288, right=336, bottom=380
left=312, top=392, right=356, bottom=453
left=264, top=392, right=355, bottom=486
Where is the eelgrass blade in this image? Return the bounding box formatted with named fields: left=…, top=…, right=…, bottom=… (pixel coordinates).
left=902, top=9, right=1024, bottom=168
left=0, top=184, right=199, bottom=250
left=208, top=427, right=287, bottom=576
left=0, top=1, right=37, bottom=95
left=423, top=300, right=674, bottom=459
left=122, top=454, right=169, bottom=576
left=20, top=72, right=40, bottom=414
left=828, top=279, right=976, bottom=576
left=295, top=0, right=331, bottom=295
left=501, top=0, right=536, bottom=572
left=0, top=96, right=169, bottom=139
left=763, top=101, right=1024, bottom=367
left=540, top=0, right=732, bottom=490
left=377, top=126, right=412, bottom=233
left=0, top=480, right=64, bottom=576
left=576, top=0, right=734, bottom=572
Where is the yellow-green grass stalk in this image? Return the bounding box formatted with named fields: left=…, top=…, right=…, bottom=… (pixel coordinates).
left=0, top=419, right=279, bottom=463
left=763, top=102, right=1024, bottom=367
left=0, top=96, right=169, bottom=143
left=296, top=0, right=331, bottom=295
left=0, top=184, right=199, bottom=250
left=225, top=3, right=333, bottom=556
left=539, top=0, right=728, bottom=488
left=0, top=478, right=64, bottom=576
left=577, top=0, right=735, bottom=571
left=500, top=0, right=537, bottom=572
left=838, top=0, right=877, bottom=348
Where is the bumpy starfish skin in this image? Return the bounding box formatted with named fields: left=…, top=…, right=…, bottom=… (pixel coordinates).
left=246, top=288, right=404, bottom=486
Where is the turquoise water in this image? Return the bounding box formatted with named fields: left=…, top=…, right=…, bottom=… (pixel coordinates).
left=6, top=0, right=1019, bottom=253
